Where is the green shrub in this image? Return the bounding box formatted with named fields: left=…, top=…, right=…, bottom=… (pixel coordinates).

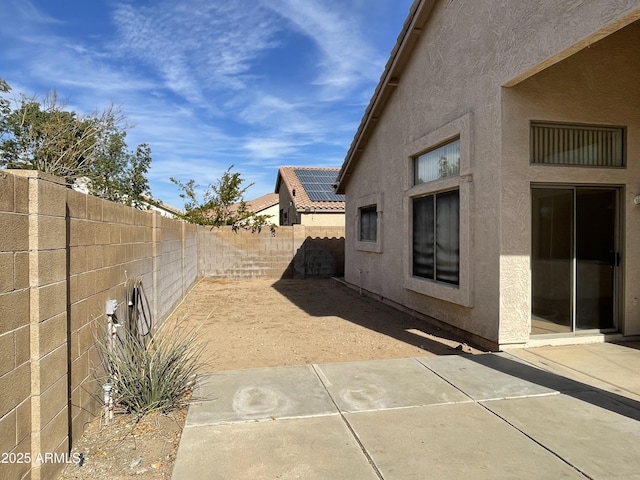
left=97, top=320, right=205, bottom=416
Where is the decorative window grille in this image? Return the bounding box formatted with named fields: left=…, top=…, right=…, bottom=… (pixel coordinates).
left=531, top=123, right=624, bottom=167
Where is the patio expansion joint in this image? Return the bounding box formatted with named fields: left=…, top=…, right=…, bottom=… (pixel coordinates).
left=478, top=398, right=594, bottom=480
left=509, top=349, right=640, bottom=399
left=414, top=356, right=477, bottom=403
left=310, top=363, right=385, bottom=480
left=183, top=411, right=342, bottom=429
left=414, top=355, right=596, bottom=478
left=477, top=391, right=562, bottom=403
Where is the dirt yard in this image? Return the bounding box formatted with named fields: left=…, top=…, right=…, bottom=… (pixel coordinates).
left=167, top=278, right=480, bottom=371
left=59, top=278, right=479, bottom=480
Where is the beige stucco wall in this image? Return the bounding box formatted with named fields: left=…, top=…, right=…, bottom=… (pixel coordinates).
left=278, top=186, right=344, bottom=226
left=259, top=204, right=279, bottom=226
left=300, top=212, right=345, bottom=227
left=343, top=0, right=640, bottom=348
left=278, top=188, right=298, bottom=225
left=500, top=20, right=640, bottom=342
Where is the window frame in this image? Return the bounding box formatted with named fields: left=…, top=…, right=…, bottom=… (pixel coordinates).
left=355, top=192, right=383, bottom=253
left=414, top=138, right=461, bottom=185
left=359, top=205, right=378, bottom=242
left=412, top=188, right=460, bottom=285
left=403, top=114, right=473, bottom=307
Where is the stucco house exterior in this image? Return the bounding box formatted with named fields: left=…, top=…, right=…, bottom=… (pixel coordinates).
left=335, top=0, right=640, bottom=350
left=230, top=192, right=280, bottom=226
left=276, top=166, right=345, bottom=226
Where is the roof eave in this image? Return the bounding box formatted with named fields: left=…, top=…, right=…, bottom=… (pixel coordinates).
left=335, top=0, right=437, bottom=194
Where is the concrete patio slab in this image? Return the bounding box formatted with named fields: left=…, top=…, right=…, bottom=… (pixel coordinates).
left=508, top=342, right=640, bottom=402
left=172, top=416, right=380, bottom=480
left=483, top=391, right=640, bottom=479
left=315, top=357, right=471, bottom=412
left=344, top=402, right=586, bottom=480
left=173, top=344, right=640, bottom=480
left=187, top=365, right=337, bottom=425
left=418, top=353, right=580, bottom=401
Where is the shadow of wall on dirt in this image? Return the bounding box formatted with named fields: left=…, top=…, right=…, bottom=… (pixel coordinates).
left=271, top=278, right=482, bottom=355
left=286, top=236, right=345, bottom=279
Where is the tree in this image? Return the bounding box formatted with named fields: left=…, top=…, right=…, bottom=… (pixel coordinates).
left=0, top=78, right=10, bottom=122
left=171, top=166, right=273, bottom=232
left=89, top=131, right=152, bottom=207
left=0, top=78, right=152, bottom=208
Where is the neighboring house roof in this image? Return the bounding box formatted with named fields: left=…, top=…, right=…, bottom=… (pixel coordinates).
left=145, top=196, right=184, bottom=218
left=229, top=192, right=279, bottom=214
left=275, top=167, right=345, bottom=212
left=72, top=177, right=183, bottom=217
left=334, top=0, right=436, bottom=193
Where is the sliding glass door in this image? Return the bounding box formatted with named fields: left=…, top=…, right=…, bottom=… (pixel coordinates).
left=531, top=187, right=619, bottom=335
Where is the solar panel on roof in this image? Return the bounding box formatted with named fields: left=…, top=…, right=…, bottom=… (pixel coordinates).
left=294, top=169, right=344, bottom=202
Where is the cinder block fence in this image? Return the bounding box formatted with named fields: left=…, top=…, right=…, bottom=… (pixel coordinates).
left=0, top=170, right=344, bottom=480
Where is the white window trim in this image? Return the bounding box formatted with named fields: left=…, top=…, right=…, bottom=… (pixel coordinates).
left=403, top=114, right=473, bottom=307
left=355, top=192, right=383, bottom=253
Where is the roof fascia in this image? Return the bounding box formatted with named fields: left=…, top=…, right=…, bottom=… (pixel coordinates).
left=335, top=0, right=437, bottom=194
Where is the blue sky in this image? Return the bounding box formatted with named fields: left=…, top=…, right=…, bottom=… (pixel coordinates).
left=0, top=0, right=414, bottom=208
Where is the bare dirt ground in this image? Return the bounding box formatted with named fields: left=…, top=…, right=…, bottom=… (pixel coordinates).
left=171, top=278, right=480, bottom=371
left=59, top=278, right=480, bottom=480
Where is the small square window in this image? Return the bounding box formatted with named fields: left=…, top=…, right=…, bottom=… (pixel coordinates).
left=414, top=139, right=460, bottom=185
left=359, top=205, right=377, bottom=242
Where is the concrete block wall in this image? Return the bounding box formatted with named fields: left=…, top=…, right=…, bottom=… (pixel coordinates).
left=66, top=187, right=158, bottom=455
left=0, top=171, right=32, bottom=480
left=295, top=226, right=345, bottom=279
left=0, top=171, right=199, bottom=480
left=198, top=225, right=345, bottom=279
left=0, top=170, right=344, bottom=480
left=153, top=213, right=189, bottom=322
left=182, top=222, right=198, bottom=292
left=198, top=226, right=294, bottom=278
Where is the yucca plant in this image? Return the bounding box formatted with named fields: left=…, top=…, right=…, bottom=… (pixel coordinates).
left=97, top=319, right=206, bottom=416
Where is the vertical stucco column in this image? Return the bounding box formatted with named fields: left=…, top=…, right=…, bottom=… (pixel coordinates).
left=14, top=171, right=70, bottom=480
left=498, top=90, right=533, bottom=347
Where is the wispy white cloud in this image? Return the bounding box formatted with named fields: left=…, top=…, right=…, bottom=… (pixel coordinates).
left=0, top=0, right=413, bottom=207
left=260, top=0, right=384, bottom=96
left=111, top=0, right=282, bottom=107
left=0, top=0, right=63, bottom=28
left=243, top=137, right=301, bottom=161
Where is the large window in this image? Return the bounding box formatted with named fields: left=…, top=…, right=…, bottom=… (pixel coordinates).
left=412, top=190, right=460, bottom=285
left=359, top=205, right=377, bottom=242
left=414, top=139, right=460, bottom=184
left=531, top=122, right=624, bottom=167
left=404, top=115, right=471, bottom=306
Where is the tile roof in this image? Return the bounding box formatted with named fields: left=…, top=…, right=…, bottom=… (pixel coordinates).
left=275, top=167, right=345, bottom=212
left=229, top=192, right=279, bottom=214
left=335, top=0, right=425, bottom=194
